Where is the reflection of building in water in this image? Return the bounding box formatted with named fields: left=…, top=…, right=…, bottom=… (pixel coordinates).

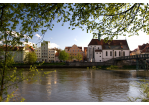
left=86, top=70, right=130, bottom=101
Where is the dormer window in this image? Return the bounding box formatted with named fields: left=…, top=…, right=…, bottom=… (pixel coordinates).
left=121, top=46, right=123, bottom=49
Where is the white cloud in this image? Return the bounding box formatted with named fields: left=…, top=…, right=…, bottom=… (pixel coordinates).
left=50, top=43, right=60, bottom=48
left=74, top=38, right=77, bottom=41
left=35, top=34, right=41, bottom=39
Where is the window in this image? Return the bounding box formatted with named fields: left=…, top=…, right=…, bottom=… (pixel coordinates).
left=96, top=52, right=98, bottom=54
left=100, top=56, right=101, bottom=57
left=123, top=51, right=125, bottom=56
left=100, top=52, right=101, bottom=54
left=98, top=47, right=99, bottom=49
left=115, top=51, right=116, bottom=56
left=110, top=51, right=112, bottom=56
left=49, top=51, right=50, bottom=52
left=100, top=60, right=101, bottom=62
left=106, top=51, right=108, bottom=56
left=119, top=51, right=121, bottom=56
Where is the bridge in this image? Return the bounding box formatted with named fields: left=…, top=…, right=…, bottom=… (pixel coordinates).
left=105, top=54, right=149, bottom=71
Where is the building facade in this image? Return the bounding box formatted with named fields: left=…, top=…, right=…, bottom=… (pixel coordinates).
left=83, top=47, right=88, bottom=61
left=65, top=44, right=84, bottom=62
left=35, top=47, right=41, bottom=61
left=39, top=41, right=56, bottom=62
left=130, top=43, right=149, bottom=55
left=0, top=45, right=34, bottom=62
left=87, top=34, right=130, bottom=62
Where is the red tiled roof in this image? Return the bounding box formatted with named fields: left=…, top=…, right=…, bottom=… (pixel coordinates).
left=65, top=45, right=82, bottom=51
left=141, top=45, right=149, bottom=53
left=78, top=47, right=82, bottom=50
left=88, top=39, right=129, bottom=50
left=138, top=43, right=149, bottom=50
left=25, top=44, right=35, bottom=52
left=65, top=47, right=71, bottom=50
left=88, top=39, right=104, bottom=46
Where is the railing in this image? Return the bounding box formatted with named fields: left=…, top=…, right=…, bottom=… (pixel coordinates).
left=114, top=54, right=149, bottom=60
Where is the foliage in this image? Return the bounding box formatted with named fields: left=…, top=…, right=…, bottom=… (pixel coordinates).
left=24, top=52, right=37, bottom=64
left=128, top=80, right=149, bottom=102
left=1, top=3, right=149, bottom=44
left=75, top=53, right=83, bottom=61
left=58, top=50, right=69, bottom=61
left=68, top=53, right=76, bottom=61
left=106, top=65, right=118, bottom=70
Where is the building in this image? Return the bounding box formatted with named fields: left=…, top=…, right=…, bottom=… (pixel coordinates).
left=55, top=51, right=60, bottom=62
left=83, top=47, right=88, bottom=61
left=40, top=40, right=55, bottom=62
left=0, top=45, right=34, bottom=62
left=65, top=44, right=84, bottom=62
left=48, top=49, right=55, bottom=62
left=35, top=47, right=41, bottom=61
left=87, top=33, right=130, bottom=62
left=130, top=43, right=149, bottom=55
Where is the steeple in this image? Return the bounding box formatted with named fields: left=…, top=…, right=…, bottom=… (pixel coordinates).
left=98, top=32, right=101, bottom=41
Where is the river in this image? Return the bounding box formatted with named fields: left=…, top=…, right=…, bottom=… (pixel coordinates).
left=7, top=68, right=149, bottom=102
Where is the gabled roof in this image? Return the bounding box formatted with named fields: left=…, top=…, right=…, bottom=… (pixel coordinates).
left=88, top=39, right=130, bottom=50
left=65, top=44, right=82, bottom=51
left=138, top=43, right=149, bottom=50
left=88, top=39, right=103, bottom=46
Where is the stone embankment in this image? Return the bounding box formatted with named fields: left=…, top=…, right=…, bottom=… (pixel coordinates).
left=11, top=62, right=113, bottom=68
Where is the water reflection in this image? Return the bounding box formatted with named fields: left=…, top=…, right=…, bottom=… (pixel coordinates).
left=8, top=68, right=149, bottom=102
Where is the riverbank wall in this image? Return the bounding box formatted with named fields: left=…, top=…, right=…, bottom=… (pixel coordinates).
left=0, top=62, right=136, bottom=68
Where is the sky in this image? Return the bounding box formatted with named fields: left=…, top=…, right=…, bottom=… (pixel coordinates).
left=1, top=1, right=149, bottom=51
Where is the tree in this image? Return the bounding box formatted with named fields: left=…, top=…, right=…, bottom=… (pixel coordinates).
left=0, top=3, right=149, bottom=101
left=24, top=52, right=37, bottom=64
left=68, top=53, right=76, bottom=62
left=58, top=50, right=69, bottom=61
left=1, top=3, right=149, bottom=43
left=75, top=53, right=83, bottom=62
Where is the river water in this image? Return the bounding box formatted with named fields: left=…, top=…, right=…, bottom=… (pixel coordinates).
left=8, top=68, right=149, bottom=102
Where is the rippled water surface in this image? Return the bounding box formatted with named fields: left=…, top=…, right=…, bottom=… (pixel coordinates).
left=9, top=68, right=149, bottom=102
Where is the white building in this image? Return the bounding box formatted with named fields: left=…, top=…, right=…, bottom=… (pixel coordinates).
left=0, top=46, right=33, bottom=62
left=87, top=33, right=130, bottom=62
left=39, top=41, right=55, bottom=62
